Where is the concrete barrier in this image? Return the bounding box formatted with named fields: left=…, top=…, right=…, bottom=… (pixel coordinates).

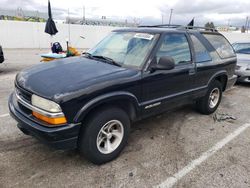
left=0, top=20, right=250, bottom=49
left=0, top=20, right=121, bottom=49
left=221, top=32, right=250, bottom=44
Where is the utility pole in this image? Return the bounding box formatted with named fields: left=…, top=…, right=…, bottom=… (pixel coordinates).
left=162, top=14, right=164, bottom=24
left=227, top=19, right=230, bottom=31
left=68, top=8, right=70, bottom=43
left=245, top=16, right=248, bottom=33
left=82, top=6, right=85, bottom=24
left=247, top=18, right=250, bottom=33
left=168, top=8, right=173, bottom=25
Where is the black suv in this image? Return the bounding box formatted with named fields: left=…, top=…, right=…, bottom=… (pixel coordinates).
left=0, top=45, right=4, bottom=63
left=9, top=26, right=237, bottom=164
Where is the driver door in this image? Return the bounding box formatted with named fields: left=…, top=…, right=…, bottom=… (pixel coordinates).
left=141, top=33, right=196, bottom=117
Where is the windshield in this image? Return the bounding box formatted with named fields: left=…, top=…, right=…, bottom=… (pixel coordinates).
left=87, top=32, right=158, bottom=68
left=232, top=43, right=250, bottom=54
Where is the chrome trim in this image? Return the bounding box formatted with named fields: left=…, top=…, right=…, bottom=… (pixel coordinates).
left=140, top=85, right=207, bottom=107
left=15, top=90, right=65, bottom=118
left=145, top=102, right=161, bottom=109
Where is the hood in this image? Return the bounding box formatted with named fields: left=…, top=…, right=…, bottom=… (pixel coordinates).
left=16, top=56, right=138, bottom=102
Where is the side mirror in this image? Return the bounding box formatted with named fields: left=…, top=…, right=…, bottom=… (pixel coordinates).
left=150, top=56, right=175, bottom=72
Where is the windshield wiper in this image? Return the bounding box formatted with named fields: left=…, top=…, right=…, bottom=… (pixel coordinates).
left=82, top=52, right=121, bottom=67
left=91, top=55, right=121, bottom=67
left=82, top=52, right=93, bottom=58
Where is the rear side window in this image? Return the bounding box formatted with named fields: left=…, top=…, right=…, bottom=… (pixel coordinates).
left=203, top=34, right=235, bottom=59
left=156, top=34, right=191, bottom=65
left=190, top=35, right=211, bottom=63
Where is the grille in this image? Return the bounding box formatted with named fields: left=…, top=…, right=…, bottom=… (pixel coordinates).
left=15, top=86, right=32, bottom=115
left=15, top=86, right=32, bottom=103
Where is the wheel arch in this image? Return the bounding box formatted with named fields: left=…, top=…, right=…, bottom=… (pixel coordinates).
left=208, top=71, right=228, bottom=91
left=74, top=92, right=140, bottom=123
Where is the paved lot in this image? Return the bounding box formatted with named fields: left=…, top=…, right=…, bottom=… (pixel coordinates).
left=0, top=49, right=250, bottom=188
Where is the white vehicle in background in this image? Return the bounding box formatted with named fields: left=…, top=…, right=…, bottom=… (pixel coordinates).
left=232, top=42, right=250, bottom=83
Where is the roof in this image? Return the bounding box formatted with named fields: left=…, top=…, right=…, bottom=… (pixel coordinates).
left=113, top=25, right=218, bottom=34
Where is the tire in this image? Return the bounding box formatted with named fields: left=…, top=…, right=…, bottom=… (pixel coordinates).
left=196, top=80, right=222, bottom=115
left=78, top=107, right=130, bottom=164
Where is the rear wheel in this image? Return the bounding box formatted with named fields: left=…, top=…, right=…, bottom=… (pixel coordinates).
left=196, top=80, right=222, bottom=115
left=78, top=107, right=130, bottom=164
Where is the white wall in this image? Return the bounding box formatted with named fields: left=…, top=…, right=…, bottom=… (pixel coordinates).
left=0, top=20, right=120, bottom=49
left=221, top=32, right=250, bottom=43
left=1, top=20, right=250, bottom=49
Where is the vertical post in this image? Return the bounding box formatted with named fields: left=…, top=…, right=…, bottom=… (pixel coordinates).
left=227, top=19, right=230, bottom=31
left=162, top=14, right=164, bottom=24
left=68, top=8, right=70, bottom=43
left=168, top=8, right=173, bottom=25
left=82, top=6, right=85, bottom=24
left=36, top=10, right=41, bottom=50
left=245, top=16, right=248, bottom=33
left=247, top=18, right=250, bottom=33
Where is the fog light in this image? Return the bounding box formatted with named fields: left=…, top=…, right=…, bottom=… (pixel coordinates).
left=32, top=111, right=67, bottom=125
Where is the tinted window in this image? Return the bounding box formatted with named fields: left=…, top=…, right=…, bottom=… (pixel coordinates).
left=203, top=34, right=235, bottom=58
left=156, top=34, right=191, bottom=65
left=232, top=43, right=250, bottom=54
left=190, top=35, right=211, bottom=63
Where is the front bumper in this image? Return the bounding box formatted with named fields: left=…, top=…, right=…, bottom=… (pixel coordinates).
left=8, top=93, right=81, bottom=150
left=235, top=70, right=250, bottom=83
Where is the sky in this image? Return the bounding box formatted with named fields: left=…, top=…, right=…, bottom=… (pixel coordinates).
left=0, top=0, right=250, bottom=26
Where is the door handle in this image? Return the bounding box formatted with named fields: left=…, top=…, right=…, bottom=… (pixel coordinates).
left=189, top=69, right=195, bottom=75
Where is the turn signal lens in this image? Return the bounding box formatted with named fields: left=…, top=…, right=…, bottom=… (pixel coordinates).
left=32, top=111, right=67, bottom=125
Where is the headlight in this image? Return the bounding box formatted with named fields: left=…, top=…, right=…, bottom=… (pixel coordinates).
left=31, top=94, right=62, bottom=113
left=31, top=94, right=67, bottom=125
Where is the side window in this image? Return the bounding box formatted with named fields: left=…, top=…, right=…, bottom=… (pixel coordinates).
left=203, top=34, right=235, bottom=59
left=190, top=34, right=212, bottom=63
left=156, top=34, right=191, bottom=65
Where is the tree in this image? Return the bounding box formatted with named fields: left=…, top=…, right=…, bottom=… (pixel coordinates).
left=205, top=22, right=215, bottom=30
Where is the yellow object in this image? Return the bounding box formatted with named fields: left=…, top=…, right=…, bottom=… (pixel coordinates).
left=41, top=57, right=56, bottom=62
left=41, top=46, right=80, bottom=62
left=32, top=111, right=67, bottom=125
left=68, top=46, right=80, bottom=56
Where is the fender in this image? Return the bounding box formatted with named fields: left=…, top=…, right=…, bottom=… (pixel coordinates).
left=73, top=91, right=140, bottom=123
left=207, top=70, right=228, bottom=87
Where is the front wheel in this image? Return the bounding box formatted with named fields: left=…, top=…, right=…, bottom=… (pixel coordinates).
left=196, top=80, right=222, bottom=115
left=78, top=107, right=130, bottom=164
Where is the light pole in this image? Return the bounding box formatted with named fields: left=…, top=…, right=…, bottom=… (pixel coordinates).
left=82, top=6, right=85, bottom=24
left=245, top=16, right=248, bottom=31
left=247, top=18, right=250, bottom=33
left=168, top=8, right=173, bottom=25
left=68, top=8, right=70, bottom=43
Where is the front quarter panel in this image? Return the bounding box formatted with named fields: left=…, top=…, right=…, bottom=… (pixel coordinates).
left=73, top=92, right=140, bottom=123
left=59, top=70, right=142, bottom=123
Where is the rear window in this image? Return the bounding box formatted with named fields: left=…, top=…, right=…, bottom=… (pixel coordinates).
left=203, top=34, right=235, bottom=59
left=190, top=34, right=211, bottom=63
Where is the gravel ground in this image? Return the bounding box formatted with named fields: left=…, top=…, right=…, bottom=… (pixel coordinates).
left=0, top=49, right=250, bottom=188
